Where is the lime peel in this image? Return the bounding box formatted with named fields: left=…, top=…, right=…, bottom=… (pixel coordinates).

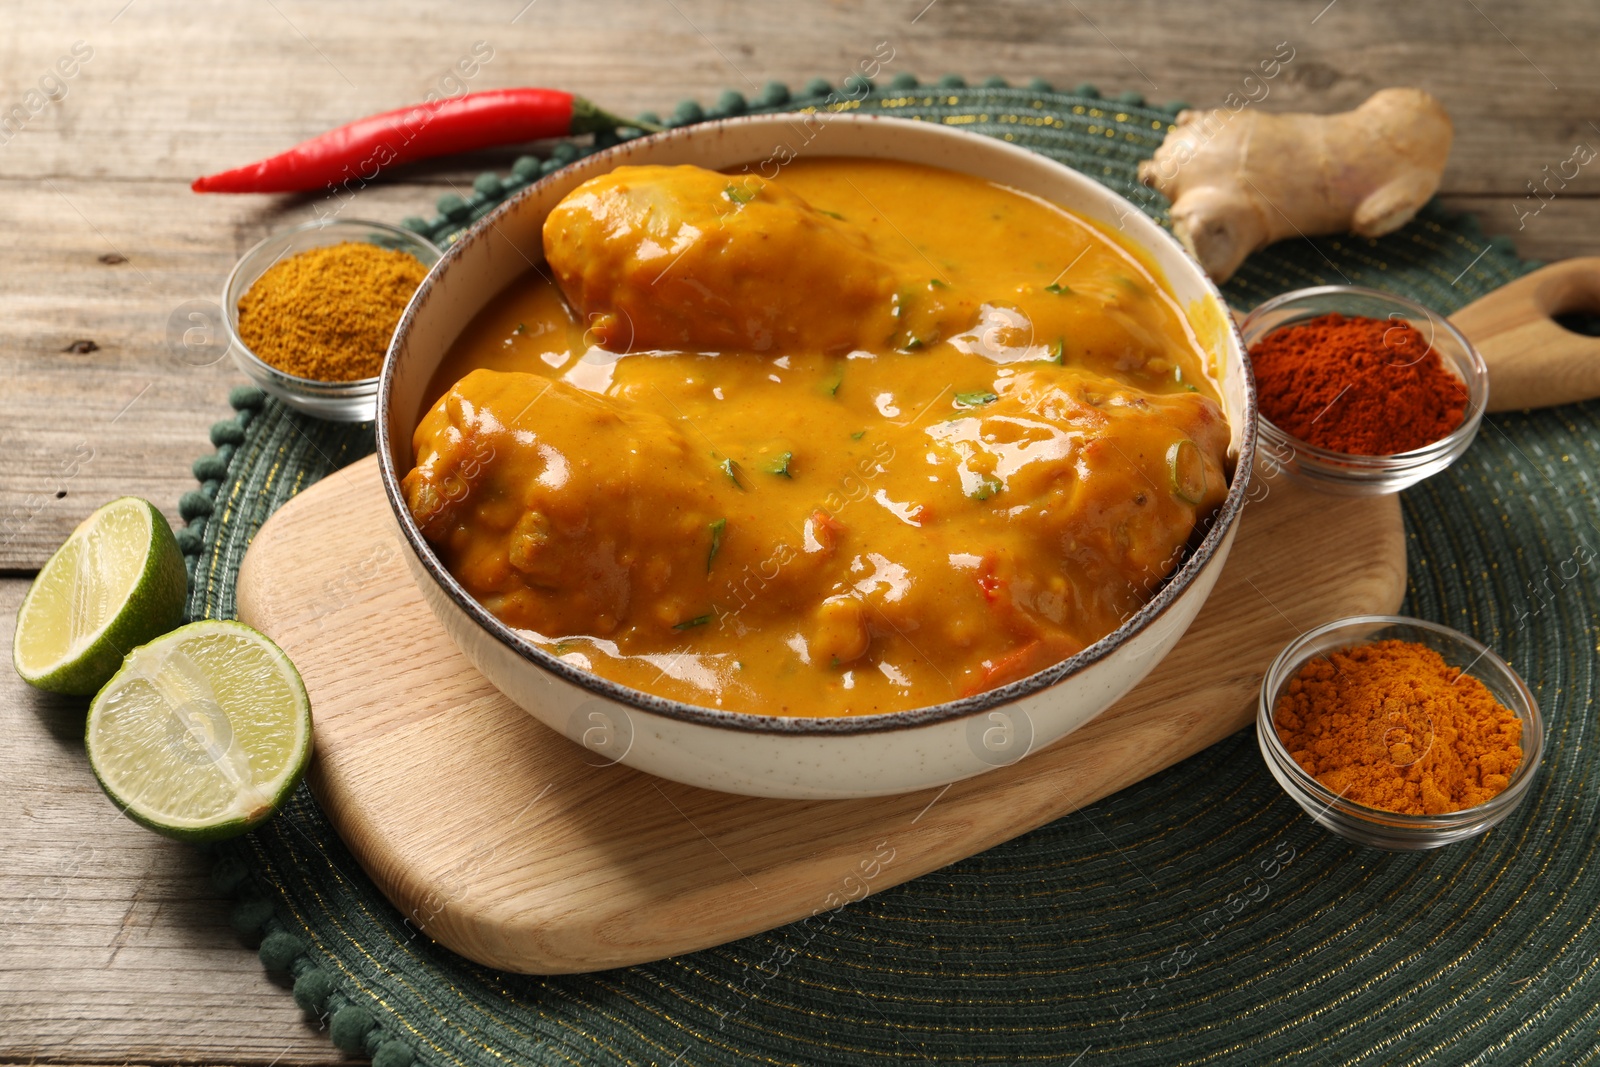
left=86, top=619, right=312, bottom=842
left=14, top=497, right=187, bottom=695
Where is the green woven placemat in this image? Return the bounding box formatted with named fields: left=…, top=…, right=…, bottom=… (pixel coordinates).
left=178, top=77, right=1600, bottom=1066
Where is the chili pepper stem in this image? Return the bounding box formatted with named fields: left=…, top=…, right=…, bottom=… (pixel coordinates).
left=571, top=96, right=662, bottom=135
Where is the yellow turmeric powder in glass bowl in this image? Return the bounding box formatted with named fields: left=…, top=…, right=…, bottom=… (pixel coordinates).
left=223, top=219, right=441, bottom=421
left=1257, top=615, right=1543, bottom=850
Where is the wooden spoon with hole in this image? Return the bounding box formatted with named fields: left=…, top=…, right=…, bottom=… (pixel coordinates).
left=1450, top=257, right=1600, bottom=411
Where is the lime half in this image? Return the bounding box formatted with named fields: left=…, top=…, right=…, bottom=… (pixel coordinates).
left=86, top=620, right=312, bottom=841
left=14, top=496, right=187, bottom=695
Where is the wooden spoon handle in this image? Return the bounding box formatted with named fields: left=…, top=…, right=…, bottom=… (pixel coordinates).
left=1449, top=257, right=1600, bottom=412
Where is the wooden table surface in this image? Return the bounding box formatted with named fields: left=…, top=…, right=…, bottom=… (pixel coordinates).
left=3, top=1, right=1596, bottom=1062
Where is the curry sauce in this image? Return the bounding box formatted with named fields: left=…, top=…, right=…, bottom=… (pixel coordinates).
left=405, top=158, right=1230, bottom=716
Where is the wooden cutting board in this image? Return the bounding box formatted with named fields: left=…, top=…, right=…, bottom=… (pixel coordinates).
left=236, top=455, right=1404, bottom=973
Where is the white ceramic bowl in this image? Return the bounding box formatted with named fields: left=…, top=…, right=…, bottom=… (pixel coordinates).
left=377, top=114, right=1257, bottom=799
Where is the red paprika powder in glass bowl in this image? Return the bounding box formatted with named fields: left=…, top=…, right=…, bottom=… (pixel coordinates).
left=1239, top=286, right=1489, bottom=495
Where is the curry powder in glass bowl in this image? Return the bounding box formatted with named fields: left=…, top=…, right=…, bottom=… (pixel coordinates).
left=1257, top=615, right=1542, bottom=850
left=224, top=218, right=441, bottom=421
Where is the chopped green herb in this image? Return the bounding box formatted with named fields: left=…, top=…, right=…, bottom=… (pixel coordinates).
left=818, top=209, right=846, bottom=220
left=1174, top=366, right=1199, bottom=392
left=1044, top=282, right=1072, bottom=295
left=706, top=518, right=726, bottom=571
left=1167, top=439, right=1207, bottom=505
left=674, top=613, right=713, bottom=631
left=1043, top=338, right=1065, bottom=365
left=763, top=451, right=793, bottom=477
left=954, top=390, right=999, bottom=408
left=719, top=457, right=745, bottom=488
left=723, top=183, right=757, bottom=204
left=1115, top=275, right=1143, bottom=295
left=552, top=640, right=573, bottom=655
left=901, top=334, right=926, bottom=351
left=929, top=278, right=950, bottom=289
left=821, top=365, right=844, bottom=396
left=851, top=430, right=867, bottom=441
left=513, top=322, right=527, bottom=335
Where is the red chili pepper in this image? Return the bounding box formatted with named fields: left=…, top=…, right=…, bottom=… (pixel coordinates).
left=191, top=89, right=657, bottom=194
left=975, top=551, right=1005, bottom=603
left=970, top=639, right=1045, bottom=693
left=807, top=509, right=847, bottom=554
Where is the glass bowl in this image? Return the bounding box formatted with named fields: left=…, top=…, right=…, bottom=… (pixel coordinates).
left=223, top=218, right=442, bottom=422
left=1239, top=286, right=1488, bottom=496
left=1257, top=615, right=1542, bottom=851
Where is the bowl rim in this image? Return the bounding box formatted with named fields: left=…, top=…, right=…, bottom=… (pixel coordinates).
left=1239, top=284, right=1489, bottom=466
left=1256, top=613, right=1545, bottom=831
left=223, top=216, right=442, bottom=391
left=376, top=111, right=1259, bottom=736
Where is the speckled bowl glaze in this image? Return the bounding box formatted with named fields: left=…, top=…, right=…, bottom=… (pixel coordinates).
left=378, top=114, right=1257, bottom=799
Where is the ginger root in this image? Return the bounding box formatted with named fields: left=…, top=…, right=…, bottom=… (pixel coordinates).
left=1138, top=88, right=1453, bottom=282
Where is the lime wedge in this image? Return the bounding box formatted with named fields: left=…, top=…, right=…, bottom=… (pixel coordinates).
left=14, top=497, right=187, bottom=695
left=85, top=620, right=312, bottom=842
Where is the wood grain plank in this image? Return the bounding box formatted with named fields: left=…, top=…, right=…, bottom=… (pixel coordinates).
left=0, top=578, right=343, bottom=1065
left=1439, top=194, right=1600, bottom=264
left=1, top=0, right=1597, bottom=193
left=0, top=175, right=468, bottom=572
